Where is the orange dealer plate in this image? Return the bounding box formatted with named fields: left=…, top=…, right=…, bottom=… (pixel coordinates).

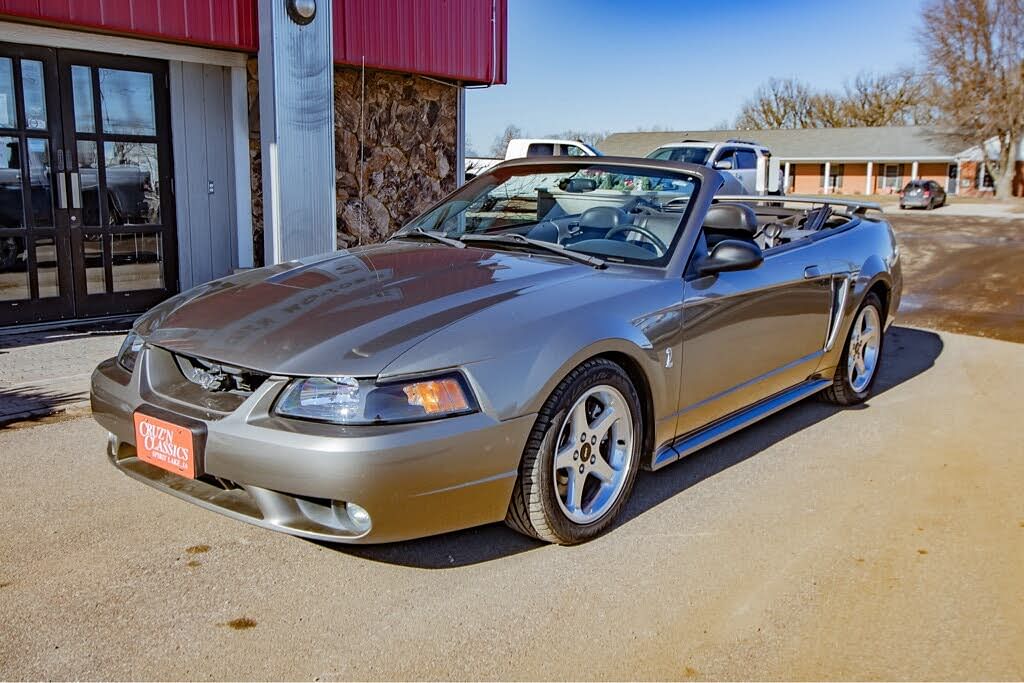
left=133, top=411, right=198, bottom=479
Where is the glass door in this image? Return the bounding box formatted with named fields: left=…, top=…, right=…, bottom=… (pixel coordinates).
left=57, top=49, right=177, bottom=318
left=0, top=42, right=74, bottom=326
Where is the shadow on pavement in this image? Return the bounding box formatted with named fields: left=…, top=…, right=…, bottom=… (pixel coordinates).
left=322, top=326, right=943, bottom=569
left=0, top=385, right=89, bottom=427
left=0, top=320, right=131, bottom=351
left=619, top=326, right=943, bottom=527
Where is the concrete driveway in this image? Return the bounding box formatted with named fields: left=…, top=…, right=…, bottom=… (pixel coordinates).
left=1, top=326, right=1021, bottom=680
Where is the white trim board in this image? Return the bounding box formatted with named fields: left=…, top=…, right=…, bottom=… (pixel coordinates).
left=0, top=19, right=247, bottom=68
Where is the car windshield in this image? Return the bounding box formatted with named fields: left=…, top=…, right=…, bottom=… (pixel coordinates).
left=404, top=163, right=700, bottom=266
left=646, top=146, right=712, bottom=165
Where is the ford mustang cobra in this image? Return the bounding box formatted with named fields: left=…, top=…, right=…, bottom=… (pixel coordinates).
left=91, top=157, right=902, bottom=544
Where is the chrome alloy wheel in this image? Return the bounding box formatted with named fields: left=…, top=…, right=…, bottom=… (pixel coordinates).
left=552, top=384, right=634, bottom=525
left=848, top=304, right=881, bottom=393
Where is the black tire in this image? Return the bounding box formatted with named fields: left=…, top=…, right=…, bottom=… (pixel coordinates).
left=505, top=358, right=642, bottom=544
left=821, top=292, right=885, bottom=406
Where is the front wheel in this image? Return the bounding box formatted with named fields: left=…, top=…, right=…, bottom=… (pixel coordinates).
left=821, top=292, right=884, bottom=405
left=506, top=358, right=642, bottom=544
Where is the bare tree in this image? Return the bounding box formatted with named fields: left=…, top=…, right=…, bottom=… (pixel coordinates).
left=810, top=92, right=847, bottom=127
left=489, top=124, right=524, bottom=157
left=544, top=129, right=610, bottom=149
left=840, top=70, right=936, bottom=126
left=736, top=71, right=937, bottom=130
left=919, top=0, right=1024, bottom=198
left=735, top=78, right=818, bottom=129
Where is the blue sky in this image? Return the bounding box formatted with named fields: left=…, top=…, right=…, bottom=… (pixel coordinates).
left=466, top=0, right=926, bottom=154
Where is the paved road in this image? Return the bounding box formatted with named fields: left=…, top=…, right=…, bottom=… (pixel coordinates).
left=0, top=324, right=126, bottom=424
left=1, top=326, right=1022, bottom=680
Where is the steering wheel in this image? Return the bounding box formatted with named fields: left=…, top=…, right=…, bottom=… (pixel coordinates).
left=624, top=196, right=661, bottom=215
left=604, top=225, right=669, bottom=256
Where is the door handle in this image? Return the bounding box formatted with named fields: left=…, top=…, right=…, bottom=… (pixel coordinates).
left=55, top=171, right=68, bottom=209
left=803, top=265, right=822, bottom=279
left=69, top=172, right=81, bottom=209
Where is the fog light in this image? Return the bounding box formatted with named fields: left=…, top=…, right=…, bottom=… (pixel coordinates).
left=346, top=502, right=371, bottom=533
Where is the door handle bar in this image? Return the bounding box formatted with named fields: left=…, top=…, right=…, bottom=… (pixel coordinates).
left=69, top=172, right=81, bottom=210
left=55, top=171, right=68, bottom=209
left=803, top=265, right=821, bottom=279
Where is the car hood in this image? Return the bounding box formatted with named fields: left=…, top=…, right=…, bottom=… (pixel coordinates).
left=139, top=240, right=593, bottom=376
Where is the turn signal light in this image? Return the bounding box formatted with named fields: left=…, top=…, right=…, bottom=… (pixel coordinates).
left=403, top=378, right=470, bottom=415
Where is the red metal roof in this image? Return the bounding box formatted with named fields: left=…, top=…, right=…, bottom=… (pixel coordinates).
left=0, top=0, right=259, bottom=52
left=334, top=0, right=507, bottom=84
left=0, top=0, right=507, bottom=84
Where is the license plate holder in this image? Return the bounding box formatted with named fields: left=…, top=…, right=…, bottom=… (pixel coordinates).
left=132, top=406, right=207, bottom=479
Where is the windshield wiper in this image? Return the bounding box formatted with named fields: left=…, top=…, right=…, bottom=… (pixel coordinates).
left=389, top=227, right=466, bottom=249
left=459, top=233, right=606, bottom=269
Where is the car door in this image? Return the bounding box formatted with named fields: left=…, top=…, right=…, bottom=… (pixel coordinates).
left=733, top=149, right=759, bottom=193
left=675, top=234, right=835, bottom=435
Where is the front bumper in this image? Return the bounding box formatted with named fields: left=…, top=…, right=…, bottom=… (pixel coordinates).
left=91, top=351, right=536, bottom=543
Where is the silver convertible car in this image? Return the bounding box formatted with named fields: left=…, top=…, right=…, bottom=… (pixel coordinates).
left=91, top=157, right=901, bottom=545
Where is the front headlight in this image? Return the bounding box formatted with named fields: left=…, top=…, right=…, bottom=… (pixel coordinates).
left=116, top=332, right=145, bottom=372
left=274, top=373, right=476, bottom=425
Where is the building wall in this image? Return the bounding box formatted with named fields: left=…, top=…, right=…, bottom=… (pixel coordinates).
left=169, top=61, right=240, bottom=290
left=957, top=160, right=1024, bottom=197
left=247, top=62, right=458, bottom=262
left=841, top=163, right=867, bottom=194
left=791, top=163, right=821, bottom=194
left=788, top=161, right=966, bottom=195
left=917, top=162, right=948, bottom=186
left=246, top=57, right=265, bottom=266
left=959, top=161, right=983, bottom=195
left=333, top=65, right=458, bottom=247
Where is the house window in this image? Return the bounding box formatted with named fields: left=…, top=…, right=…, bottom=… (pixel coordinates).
left=880, top=164, right=900, bottom=191
left=977, top=165, right=995, bottom=190
left=819, top=163, right=844, bottom=191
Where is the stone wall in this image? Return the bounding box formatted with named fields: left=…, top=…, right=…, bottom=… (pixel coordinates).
left=246, top=62, right=458, bottom=264
left=246, top=57, right=264, bottom=266
left=334, top=66, right=458, bottom=246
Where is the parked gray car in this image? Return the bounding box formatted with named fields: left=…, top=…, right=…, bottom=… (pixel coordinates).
left=91, top=157, right=901, bottom=545
left=899, top=179, right=946, bottom=210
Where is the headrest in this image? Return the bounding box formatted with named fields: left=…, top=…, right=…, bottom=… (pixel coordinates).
left=703, top=204, right=758, bottom=234
left=579, top=206, right=628, bottom=230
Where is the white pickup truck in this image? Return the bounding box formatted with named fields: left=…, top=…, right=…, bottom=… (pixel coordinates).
left=465, top=138, right=600, bottom=180
left=645, top=138, right=783, bottom=195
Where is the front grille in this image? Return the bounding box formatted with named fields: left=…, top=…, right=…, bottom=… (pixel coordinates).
left=174, top=353, right=270, bottom=395
left=141, top=346, right=271, bottom=418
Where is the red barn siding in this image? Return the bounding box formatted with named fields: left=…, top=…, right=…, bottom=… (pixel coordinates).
left=0, top=0, right=507, bottom=84
left=334, top=0, right=507, bottom=84
left=0, top=0, right=258, bottom=51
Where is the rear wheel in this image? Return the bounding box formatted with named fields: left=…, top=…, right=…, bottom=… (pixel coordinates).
left=821, top=293, right=884, bottom=405
left=506, top=358, right=641, bottom=544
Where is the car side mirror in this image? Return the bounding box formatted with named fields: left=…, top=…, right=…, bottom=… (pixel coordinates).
left=713, top=159, right=733, bottom=170
left=698, top=239, right=764, bottom=275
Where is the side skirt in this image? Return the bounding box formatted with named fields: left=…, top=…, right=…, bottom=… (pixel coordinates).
left=650, top=378, right=831, bottom=470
